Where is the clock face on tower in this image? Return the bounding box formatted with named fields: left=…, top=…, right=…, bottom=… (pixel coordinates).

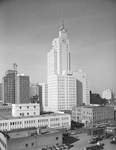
left=62, top=39, right=66, bottom=43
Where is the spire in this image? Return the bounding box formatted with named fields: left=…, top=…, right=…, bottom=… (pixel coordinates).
left=59, top=18, right=67, bottom=32
left=61, top=18, right=64, bottom=30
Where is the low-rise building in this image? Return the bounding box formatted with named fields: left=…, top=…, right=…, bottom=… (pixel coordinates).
left=72, top=105, right=114, bottom=127
left=0, top=105, right=12, bottom=114
left=12, top=103, right=40, bottom=117
left=0, top=112, right=71, bottom=131
left=0, top=127, right=62, bottom=150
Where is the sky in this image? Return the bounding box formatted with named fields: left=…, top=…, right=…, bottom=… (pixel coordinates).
left=0, top=0, right=116, bottom=95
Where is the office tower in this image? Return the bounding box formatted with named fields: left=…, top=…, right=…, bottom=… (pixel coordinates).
left=0, top=83, right=2, bottom=102
left=73, top=70, right=90, bottom=105
left=39, top=83, right=48, bottom=112
left=30, top=83, right=39, bottom=98
left=15, top=74, right=30, bottom=104
left=2, top=70, right=17, bottom=104
left=47, top=20, right=71, bottom=77
left=47, top=21, right=77, bottom=111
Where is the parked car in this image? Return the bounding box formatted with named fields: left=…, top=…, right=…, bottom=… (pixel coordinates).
left=110, top=137, right=116, bottom=144
left=81, top=143, right=104, bottom=150
left=88, top=136, right=102, bottom=144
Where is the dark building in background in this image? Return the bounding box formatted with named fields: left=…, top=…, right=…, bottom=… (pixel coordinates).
left=90, top=91, right=107, bottom=105
left=15, top=74, right=30, bottom=104
left=2, top=70, right=17, bottom=104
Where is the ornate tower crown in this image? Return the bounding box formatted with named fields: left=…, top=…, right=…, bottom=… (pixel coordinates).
left=59, top=19, right=67, bottom=32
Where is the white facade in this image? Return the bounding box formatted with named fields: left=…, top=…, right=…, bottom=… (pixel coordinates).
left=48, top=71, right=76, bottom=111
left=73, top=70, right=90, bottom=105
left=72, top=105, right=114, bottom=127
left=12, top=103, right=40, bottom=117
left=102, top=89, right=113, bottom=100
left=0, top=113, right=71, bottom=131
left=46, top=21, right=91, bottom=112
left=47, top=22, right=70, bottom=77
left=47, top=22, right=78, bottom=111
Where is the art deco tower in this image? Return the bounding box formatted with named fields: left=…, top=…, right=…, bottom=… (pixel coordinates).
left=47, top=20, right=71, bottom=77
left=47, top=21, right=76, bottom=111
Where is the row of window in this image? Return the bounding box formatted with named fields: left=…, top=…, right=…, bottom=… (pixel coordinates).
left=19, top=106, right=37, bottom=109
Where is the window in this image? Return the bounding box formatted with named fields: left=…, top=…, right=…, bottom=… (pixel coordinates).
left=25, top=144, right=28, bottom=147
left=20, top=106, right=22, bottom=109
left=27, top=113, right=29, bottom=115
left=56, top=137, right=59, bottom=140
left=27, top=106, right=29, bottom=109
left=31, top=143, right=34, bottom=146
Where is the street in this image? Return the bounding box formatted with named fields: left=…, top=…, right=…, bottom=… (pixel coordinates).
left=64, top=133, right=116, bottom=150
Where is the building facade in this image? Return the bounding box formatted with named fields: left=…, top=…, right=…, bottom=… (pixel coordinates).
left=0, top=128, right=62, bottom=150
left=29, top=83, right=39, bottom=98
left=2, top=70, right=17, bottom=104
left=15, top=74, right=30, bottom=104
left=12, top=103, right=40, bottom=117
left=0, top=112, right=71, bottom=131
left=102, top=89, right=113, bottom=103
left=0, top=83, right=2, bottom=102
left=39, top=83, right=48, bottom=112
left=73, top=70, right=90, bottom=105
left=72, top=105, right=114, bottom=127
left=46, top=21, right=90, bottom=112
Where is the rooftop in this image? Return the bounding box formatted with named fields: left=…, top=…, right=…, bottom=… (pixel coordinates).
left=0, top=112, right=69, bottom=121
left=1, top=127, right=61, bottom=139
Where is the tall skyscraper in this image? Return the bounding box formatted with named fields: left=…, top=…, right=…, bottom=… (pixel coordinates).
left=47, top=20, right=71, bottom=77
left=47, top=21, right=77, bottom=111
left=15, top=74, right=30, bottom=104
left=2, top=70, right=17, bottom=104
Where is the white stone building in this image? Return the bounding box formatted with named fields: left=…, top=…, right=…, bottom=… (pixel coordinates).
left=0, top=112, right=71, bottom=131
left=12, top=103, right=40, bottom=117
left=102, top=89, right=113, bottom=101
left=47, top=21, right=90, bottom=111
left=72, top=105, right=114, bottom=127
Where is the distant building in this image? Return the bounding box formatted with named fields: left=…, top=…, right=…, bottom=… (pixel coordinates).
left=102, top=89, right=113, bottom=103
left=90, top=91, right=107, bottom=105
left=2, top=70, right=17, bottom=104
left=0, top=127, right=62, bottom=150
left=15, top=74, right=30, bottom=104
left=0, top=83, right=2, bottom=102
left=73, top=70, right=90, bottom=105
left=29, top=83, right=39, bottom=98
left=12, top=103, right=40, bottom=117
left=72, top=105, right=114, bottom=127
